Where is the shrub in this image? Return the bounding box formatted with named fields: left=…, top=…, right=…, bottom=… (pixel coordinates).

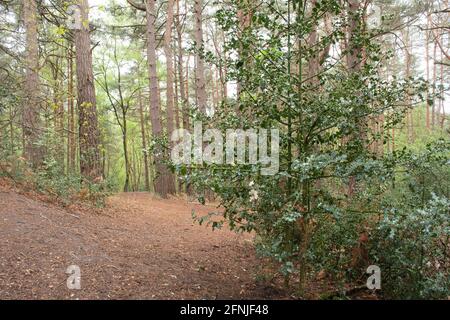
left=370, top=195, right=449, bottom=299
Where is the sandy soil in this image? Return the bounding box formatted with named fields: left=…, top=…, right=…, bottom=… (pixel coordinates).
left=0, top=186, right=287, bottom=300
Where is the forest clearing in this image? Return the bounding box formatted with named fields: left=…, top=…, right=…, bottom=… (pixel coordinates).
left=0, top=0, right=449, bottom=303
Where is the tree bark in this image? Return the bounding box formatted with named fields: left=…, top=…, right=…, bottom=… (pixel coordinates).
left=122, top=109, right=130, bottom=192
left=425, top=12, right=431, bottom=130
left=23, top=0, right=43, bottom=167
left=346, top=0, right=366, bottom=197
left=432, top=41, right=437, bottom=128
left=404, top=27, right=414, bottom=142
left=138, top=89, right=151, bottom=192
left=67, top=44, right=76, bottom=173
left=144, top=0, right=171, bottom=197
left=74, top=0, right=102, bottom=181
left=194, top=0, right=207, bottom=113
left=176, top=0, right=189, bottom=130
left=164, top=0, right=176, bottom=194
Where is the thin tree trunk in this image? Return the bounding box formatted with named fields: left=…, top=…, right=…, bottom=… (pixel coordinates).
left=138, top=89, right=150, bottom=192
left=236, top=1, right=251, bottom=98
left=9, top=106, right=14, bottom=171
left=432, top=41, right=437, bottom=128
left=347, top=0, right=365, bottom=197
left=185, top=56, right=190, bottom=127
left=439, top=48, right=445, bottom=129
left=404, top=27, right=414, bottom=142
left=122, top=110, right=130, bottom=192
left=67, top=44, right=76, bottom=173
left=164, top=0, right=176, bottom=194
left=176, top=0, right=188, bottom=129
left=425, top=13, right=431, bottom=130
left=51, top=52, right=65, bottom=171
left=194, top=0, right=207, bottom=113
left=174, top=59, right=180, bottom=129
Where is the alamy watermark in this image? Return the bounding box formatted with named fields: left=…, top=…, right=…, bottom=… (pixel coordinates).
left=366, top=265, right=381, bottom=290
left=66, top=265, right=81, bottom=290
left=171, top=122, right=280, bottom=176
left=66, top=5, right=82, bottom=30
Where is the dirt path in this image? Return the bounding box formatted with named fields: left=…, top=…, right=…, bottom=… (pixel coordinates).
left=0, top=187, right=285, bottom=300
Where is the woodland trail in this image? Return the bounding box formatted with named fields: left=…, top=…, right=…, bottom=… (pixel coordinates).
left=0, top=186, right=286, bottom=300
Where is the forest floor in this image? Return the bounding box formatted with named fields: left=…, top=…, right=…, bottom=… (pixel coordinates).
left=0, top=181, right=294, bottom=300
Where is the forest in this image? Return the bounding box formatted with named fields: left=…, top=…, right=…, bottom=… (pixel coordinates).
left=0, top=0, right=449, bottom=300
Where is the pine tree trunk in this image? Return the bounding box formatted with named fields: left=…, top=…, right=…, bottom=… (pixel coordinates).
left=67, top=45, right=76, bottom=173
left=194, top=0, right=207, bottom=113
left=346, top=0, right=365, bottom=197
left=404, top=27, right=414, bottom=143
left=425, top=13, right=431, bottom=130
left=52, top=52, right=65, bottom=171
left=164, top=0, right=176, bottom=194
left=122, top=110, right=130, bottom=192
left=432, top=41, right=437, bottom=128
left=439, top=49, right=445, bottom=129
left=138, top=89, right=151, bottom=192
left=176, top=0, right=188, bottom=130
left=145, top=0, right=171, bottom=197
left=23, top=0, right=43, bottom=167
left=74, top=0, right=102, bottom=181
left=184, top=57, right=191, bottom=128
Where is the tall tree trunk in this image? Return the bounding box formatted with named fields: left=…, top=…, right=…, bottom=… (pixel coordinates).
left=145, top=0, right=170, bottom=197
left=51, top=52, right=65, bottom=171
left=346, top=0, right=365, bottom=197
left=194, top=0, right=207, bottom=113
left=176, top=0, right=188, bottom=130
left=439, top=48, right=445, bottom=129
left=435, top=38, right=441, bottom=127
left=138, top=89, right=151, bottom=192
left=9, top=106, right=15, bottom=171
left=74, top=0, right=102, bottom=181
left=404, top=27, right=414, bottom=142
left=122, top=110, right=130, bottom=192
left=184, top=56, right=191, bottom=129
left=236, top=0, right=252, bottom=98
left=67, top=44, right=76, bottom=173
left=425, top=13, right=431, bottom=130
left=23, top=0, right=43, bottom=167
left=174, top=59, right=180, bottom=129
left=164, top=0, right=176, bottom=195
left=432, top=41, right=437, bottom=128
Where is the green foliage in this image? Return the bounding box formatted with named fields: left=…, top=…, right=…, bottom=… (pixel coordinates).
left=6, top=128, right=113, bottom=207
left=179, top=0, right=449, bottom=299
left=371, top=195, right=449, bottom=299
left=368, top=140, right=449, bottom=299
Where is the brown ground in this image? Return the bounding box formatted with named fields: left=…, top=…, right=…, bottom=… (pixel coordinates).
left=0, top=184, right=289, bottom=300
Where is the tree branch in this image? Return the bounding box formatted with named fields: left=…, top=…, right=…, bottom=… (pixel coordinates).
left=126, top=0, right=146, bottom=11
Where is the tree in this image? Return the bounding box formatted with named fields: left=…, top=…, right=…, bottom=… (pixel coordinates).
left=23, top=0, right=43, bottom=167
left=138, top=87, right=151, bottom=192
left=164, top=0, right=177, bottom=194
left=346, top=0, right=367, bottom=197
left=194, top=0, right=207, bottom=113
left=175, top=0, right=189, bottom=131
left=67, top=44, right=76, bottom=173
left=73, top=0, right=102, bottom=181
left=128, top=0, right=175, bottom=197
left=98, top=38, right=137, bottom=192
